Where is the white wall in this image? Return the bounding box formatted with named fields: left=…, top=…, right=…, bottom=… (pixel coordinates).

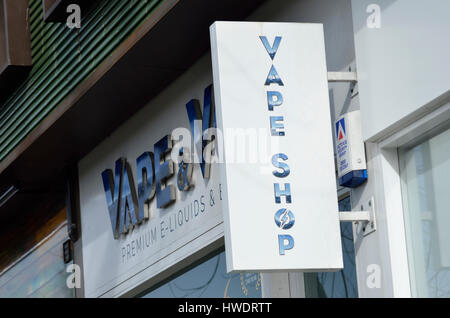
left=352, top=0, right=450, bottom=141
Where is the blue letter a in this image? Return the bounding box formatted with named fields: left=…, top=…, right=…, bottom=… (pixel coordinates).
left=186, top=85, right=216, bottom=179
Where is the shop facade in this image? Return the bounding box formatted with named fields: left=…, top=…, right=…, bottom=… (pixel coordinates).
left=0, top=0, right=449, bottom=298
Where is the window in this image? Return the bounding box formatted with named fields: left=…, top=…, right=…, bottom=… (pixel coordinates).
left=399, top=127, right=450, bottom=297
left=0, top=222, right=74, bottom=297
left=142, top=249, right=262, bottom=298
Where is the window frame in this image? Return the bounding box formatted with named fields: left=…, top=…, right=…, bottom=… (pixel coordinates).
left=375, top=97, right=450, bottom=297
left=397, top=118, right=450, bottom=297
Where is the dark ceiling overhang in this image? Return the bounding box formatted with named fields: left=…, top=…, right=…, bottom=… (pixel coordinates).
left=0, top=0, right=266, bottom=221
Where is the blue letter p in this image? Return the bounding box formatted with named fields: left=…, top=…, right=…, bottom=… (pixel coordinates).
left=278, top=235, right=294, bottom=255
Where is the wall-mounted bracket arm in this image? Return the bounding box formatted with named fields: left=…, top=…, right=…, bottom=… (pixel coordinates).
left=327, top=72, right=358, bottom=83
left=339, top=196, right=377, bottom=236
left=339, top=211, right=371, bottom=223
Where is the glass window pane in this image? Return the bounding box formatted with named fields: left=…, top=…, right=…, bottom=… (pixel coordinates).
left=142, top=251, right=261, bottom=298
left=400, top=127, right=450, bottom=298
left=0, top=224, right=74, bottom=298
left=304, top=196, right=358, bottom=298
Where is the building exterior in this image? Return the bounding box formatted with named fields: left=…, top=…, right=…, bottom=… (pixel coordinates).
left=0, top=0, right=449, bottom=298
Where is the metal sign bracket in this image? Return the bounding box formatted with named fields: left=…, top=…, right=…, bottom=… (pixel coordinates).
left=339, top=196, right=377, bottom=237
left=327, top=72, right=358, bottom=83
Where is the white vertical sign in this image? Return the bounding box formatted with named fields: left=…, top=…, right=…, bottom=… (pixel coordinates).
left=210, top=22, right=343, bottom=272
